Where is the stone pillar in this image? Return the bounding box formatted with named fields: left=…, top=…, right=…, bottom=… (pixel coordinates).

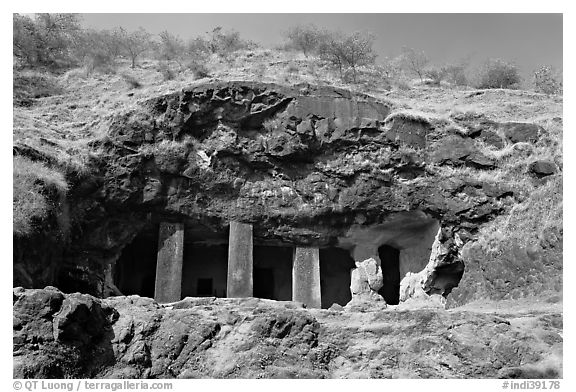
left=227, top=221, right=253, bottom=297
left=154, top=222, right=184, bottom=303
left=292, top=247, right=321, bottom=308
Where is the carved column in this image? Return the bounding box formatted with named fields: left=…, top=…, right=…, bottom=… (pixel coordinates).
left=227, top=221, right=253, bottom=297
left=292, top=247, right=321, bottom=308
left=154, top=222, right=184, bottom=303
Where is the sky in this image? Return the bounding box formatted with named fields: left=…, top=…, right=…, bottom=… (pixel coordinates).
left=79, top=13, right=563, bottom=75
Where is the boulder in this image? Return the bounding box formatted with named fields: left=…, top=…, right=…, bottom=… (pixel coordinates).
left=348, top=258, right=386, bottom=310
left=500, top=122, right=543, bottom=143
left=52, top=292, right=116, bottom=345
left=478, top=129, right=505, bottom=148
left=350, top=257, right=383, bottom=295
left=529, top=160, right=557, bottom=177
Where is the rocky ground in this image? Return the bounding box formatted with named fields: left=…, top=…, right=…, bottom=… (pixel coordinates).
left=13, top=287, right=562, bottom=379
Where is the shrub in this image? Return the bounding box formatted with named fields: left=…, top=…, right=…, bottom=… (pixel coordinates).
left=394, top=78, right=412, bottom=91
left=73, top=28, right=120, bottom=74
left=378, top=57, right=403, bottom=80
left=121, top=73, right=142, bottom=88
left=186, top=37, right=210, bottom=59
left=206, top=27, right=253, bottom=58
left=84, top=52, right=117, bottom=75
left=424, top=66, right=447, bottom=86
left=13, top=13, right=82, bottom=70
left=285, top=24, right=325, bottom=57
left=158, top=30, right=186, bottom=67
left=186, top=61, right=211, bottom=80
left=157, top=62, right=176, bottom=81
left=318, top=31, right=377, bottom=83
left=476, top=58, right=522, bottom=89
left=533, top=65, right=562, bottom=95
left=442, top=63, right=468, bottom=86
left=13, top=71, right=63, bottom=106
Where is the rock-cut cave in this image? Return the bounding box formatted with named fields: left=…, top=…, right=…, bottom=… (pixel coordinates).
left=112, top=210, right=461, bottom=308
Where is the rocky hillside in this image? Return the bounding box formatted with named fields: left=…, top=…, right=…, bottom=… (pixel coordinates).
left=13, top=50, right=563, bottom=378
left=13, top=62, right=562, bottom=303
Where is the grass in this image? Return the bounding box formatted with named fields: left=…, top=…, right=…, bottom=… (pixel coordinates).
left=121, top=73, right=142, bottom=89
left=476, top=174, right=562, bottom=253
left=139, top=138, right=194, bottom=159
left=13, top=155, right=68, bottom=237
left=13, top=70, right=64, bottom=106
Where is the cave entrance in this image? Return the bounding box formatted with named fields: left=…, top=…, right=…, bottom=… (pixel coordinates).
left=182, top=243, right=228, bottom=298
left=253, top=246, right=293, bottom=301
left=254, top=268, right=274, bottom=299
left=114, top=229, right=158, bottom=298
left=319, top=247, right=356, bottom=309
left=428, top=262, right=465, bottom=297
left=378, top=244, right=401, bottom=305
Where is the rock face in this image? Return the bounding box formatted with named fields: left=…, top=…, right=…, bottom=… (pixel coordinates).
left=13, top=288, right=562, bottom=379
left=14, top=81, right=541, bottom=304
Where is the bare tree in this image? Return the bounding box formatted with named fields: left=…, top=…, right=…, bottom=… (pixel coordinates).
left=442, top=63, right=468, bottom=86
left=400, top=47, right=429, bottom=82
left=72, top=28, right=123, bottom=72
left=379, top=56, right=403, bottom=80
left=207, top=27, right=251, bottom=57
left=285, top=24, right=324, bottom=57
left=158, top=30, right=186, bottom=67
left=318, top=31, right=377, bottom=82
left=114, top=27, right=152, bottom=69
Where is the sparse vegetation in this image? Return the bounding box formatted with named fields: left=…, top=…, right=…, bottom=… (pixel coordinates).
left=186, top=61, right=211, bottom=80
left=476, top=58, right=522, bottom=89
left=424, top=66, right=447, bottom=86
left=285, top=24, right=325, bottom=57
left=378, top=57, right=403, bottom=81
left=399, top=47, right=430, bottom=82
left=114, top=27, right=153, bottom=69
left=157, top=30, right=186, bottom=68
left=74, top=28, right=122, bottom=74
left=13, top=70, right=63, bottom=106
left=205, top=27, right=255, bottom=58
left=317, top=31, right=377, bottom=83
left=121, top=73, right=142, bottom=88
left=13, top=13, right=82, bottom=70
left=13, top=156, right=68, bottom=236
left=157, top=62, right=176, bottom=81
left=442, top=62, right=469, bottom=86
left=533, top=65, right=562, bottom=95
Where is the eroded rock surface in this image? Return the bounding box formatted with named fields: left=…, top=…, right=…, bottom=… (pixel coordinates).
left=13, top=81, right=550, bottom=305
left=13, top=288, right=562, bottom=379
left=348, top=257, right=386, bottom=309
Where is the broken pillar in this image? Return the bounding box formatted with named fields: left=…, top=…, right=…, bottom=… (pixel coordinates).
left=292, top=247, right=321, bottom=308
left=154, top=222, right=184, bottom=303
left=227, top=221, right=253, bottom=297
